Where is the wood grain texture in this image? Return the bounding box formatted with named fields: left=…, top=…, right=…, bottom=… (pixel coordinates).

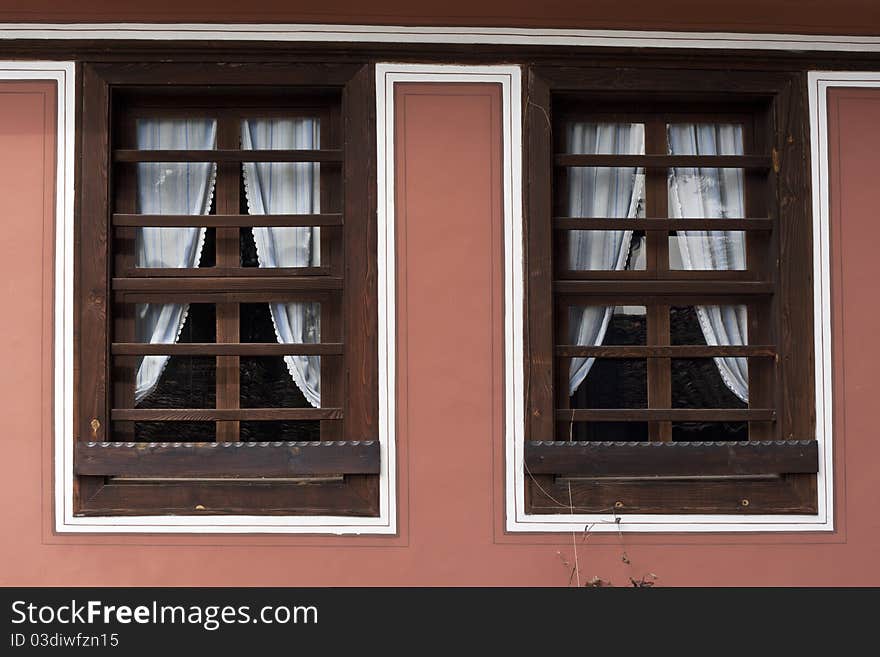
left=113, top=213, right=343, bottom=227
left=78, top=479, right=379, bottom=517
left=525, top=440, right=818, bottom=476
left=556, top=408, right=775, bottom=422
left=554, top=217, right=772, bottom=231
left=76, top=441, right=381, bottom=477
left=555, top=345, right=775, bottom=358
left=110, top=408, right=343, bottom=421
left=111, top=276, right=343, bottom=291
left=555, top=153, right=770, bottom=169
left=114, top=148, right=343, bottom=162
left=111, top=343, right=344, bottom=356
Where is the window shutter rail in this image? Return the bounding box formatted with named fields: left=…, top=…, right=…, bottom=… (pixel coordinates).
left=524, top=440, right=819, bottom=477
left=76, top=440, right=381, bottom=478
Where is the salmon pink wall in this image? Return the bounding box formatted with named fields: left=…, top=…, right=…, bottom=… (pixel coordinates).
left=1, top=80, right=879, bottom=586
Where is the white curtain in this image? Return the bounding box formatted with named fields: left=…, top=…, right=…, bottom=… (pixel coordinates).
left=668, top=123, right=749, bottom=402
left=567, top=123, right=645, bottom=396
left=134, top=119, right=217, bottom=403
left=242, top=118, right=322, bottom=408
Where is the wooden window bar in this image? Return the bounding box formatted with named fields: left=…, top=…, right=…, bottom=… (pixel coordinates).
left=76, top=441, right=380, bottom=477
left=554, top=154, right=771, bottom=168
left=110, top=95, right=351, bottom=460
left=524, top=440, right=818, bottom=477
left=113, top=148, right=343, bottom=162
left=112, top=213, right=343, bottom=227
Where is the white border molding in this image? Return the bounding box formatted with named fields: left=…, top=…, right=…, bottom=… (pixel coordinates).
left=2, top=23, right=880, bottom=52
left=45, top=62, right=398, bottom=534
left=0, top=61, right=75, bottom=532
left=508, top=75, right=841, bottom=533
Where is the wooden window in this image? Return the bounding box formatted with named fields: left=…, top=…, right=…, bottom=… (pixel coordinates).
left=524, top=68, right=818, bottom=515
left=75, top=63, right=379, bottom=517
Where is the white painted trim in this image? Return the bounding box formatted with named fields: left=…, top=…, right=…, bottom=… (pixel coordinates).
left=376, top=65, right=524, bottom=542
left=507, top=75, right=840, bottom=533
left=0, top=61, right=75, bottom=535
left=1, top=23, right=880, bottom=52
left=42, top=63, right=398, bottom=534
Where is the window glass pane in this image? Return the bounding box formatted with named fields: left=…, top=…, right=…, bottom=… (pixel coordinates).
left=668, top=230, right=746, bottom=270
left=667, top=123, right=746, bottom=272
left=131, top=303, right=215, bottom=343
left=241, top=118, right=326, bottom=267
left=563, top=230, right=646, bottom=271
left=671, top=359, right=748, bottom=409
left=240, top=421, right=320, bottom=443
left=128, top=421, right=216, bottom=443
left=671, top=305, right=748, bottom=346
left=241, top=356, right=318, bottom=409
left=134, top=356, right=216, bottom=409
left=569, top=359, right=647, bottom=409
left=563, top=167, right=645, bottom=218
left=240, top=302, right=320, bottom=344
left=569, top=305, right=646, bottom=346
left=568, top=421, right=649, bottom=442
left=562, top=122, right=645, bottom=155
left=667, top=123, right=744, bottom=156
left=671, top=422, right=747, bottom=442
left=132, top=119, right=218, bottom=273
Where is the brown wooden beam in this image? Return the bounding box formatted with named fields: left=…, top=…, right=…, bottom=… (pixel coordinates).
left=113, top=213, right=343, bottom=227
left=76, top=440, right=380, bottom=477
left=111, top=342, right=344, bottom=356
left=114, top=149, right=343, bottom=163
left=118, top=267, right=331, bottom=278
left=112, top=276, right=343, bottom=292
left=554, top=218, right=772, bottom=231
left=555, top=154, right=771, bottom=169
left=554, top=280, right=774, bottom=296
left=111, top=408, right=343, bottom=421
left=555, top=345, right=775, bottom=358
left=525, top=440, right=818, bottom=477
left=556, top=408, right=775, bottom=422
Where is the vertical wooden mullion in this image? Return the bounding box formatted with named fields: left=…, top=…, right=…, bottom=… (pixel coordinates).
left=319, top=105, right=343, bottom=440
left=342, top=65, right=379, bottom=510
left=525, top=72, right=558, bottom=509
left=645, top=119, right=672, bottom=441
left=111, top=108, right=138, bottom=443
left=744, top=114, right=776, bottom=440
left=76, top=64, right=111, bottom=510
left=215, top=116, right=240, bottom=442
left=554, top=303, right=572, bottom=441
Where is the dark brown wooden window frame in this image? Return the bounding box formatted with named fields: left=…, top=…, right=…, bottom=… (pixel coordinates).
left=74, top=62, right=380, bottom=517
left=523, top=67, right=819, bottom=516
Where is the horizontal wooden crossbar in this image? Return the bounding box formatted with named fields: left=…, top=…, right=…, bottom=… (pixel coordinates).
left=111, top=408, right=342, bottom=421
left=554, top=280, right=774, bottom=296
left=556, top=409, right=775, bottom=422
left=557, top=269, right=758, bottom=281
left=112, top=276, right=343, bottom=293
left=113, top=213, right=343, bottom=227
left=112, top=343, right=343, bottom=356
left=554, top=218, right=773, bottom=231
left=76, top=440, right=380, bottom=477
left=115, top=291, right=336, bottom=304
left=114, top=149, right=343, bottom=163
left=524, top=440, right=818, bottom=477
left=118, top=267, right=331, bottom=278
left=555, top=345, right=775, bottom=358
left=554, top=154, right=771, bottom=169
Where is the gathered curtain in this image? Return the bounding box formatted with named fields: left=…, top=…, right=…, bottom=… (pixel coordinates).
left=242, top=118, right=322, bottom=408
left=668, top=123, right=749, bottom=402
left=567, top=123, right=645, bottom=396
left=134, top=119, right=217, bottom=403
